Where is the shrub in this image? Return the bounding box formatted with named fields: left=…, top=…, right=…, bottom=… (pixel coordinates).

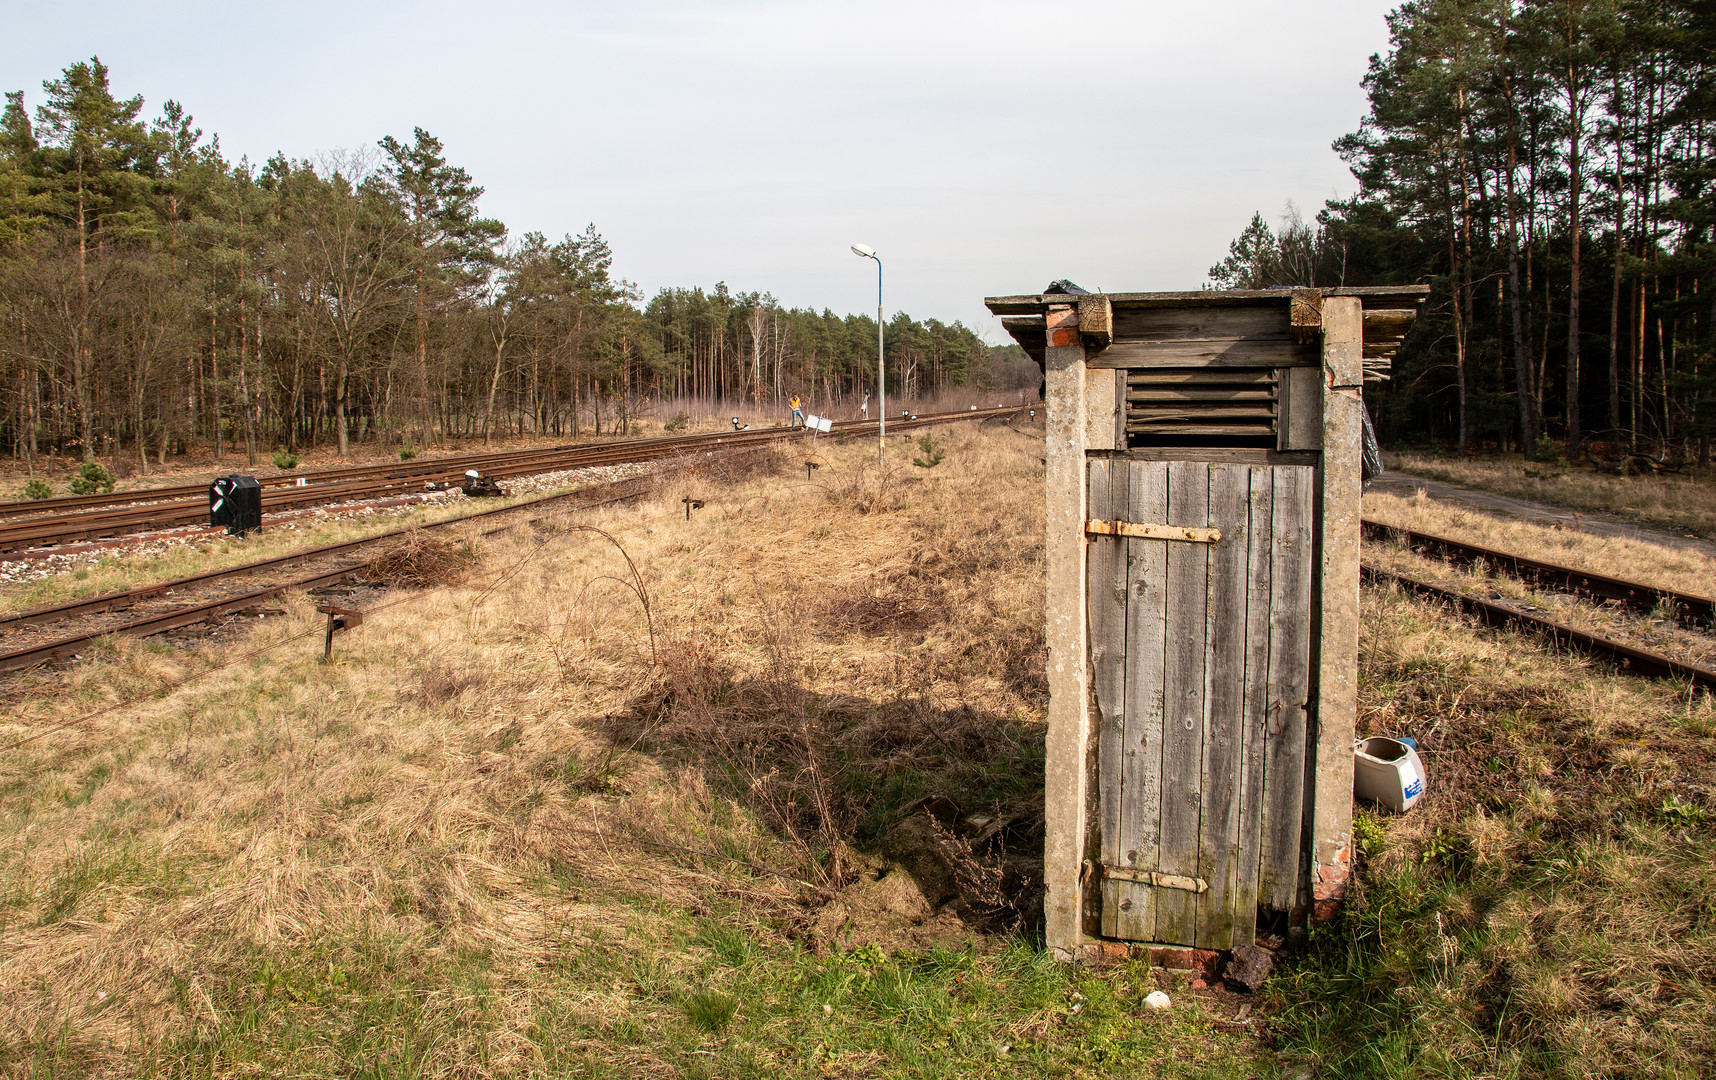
left=663, top=410, right=691, bottom=433
left=272, top=450, right=300, bottom=470
left=912, top=433, right=945, bottom=468
left=399, top=444, right=418, bottom=461
left=22, top=478, right=52, bottom=500
left=68, top=461, right=116, bottom=495
left=1529, top=434, right=1562, bottom=463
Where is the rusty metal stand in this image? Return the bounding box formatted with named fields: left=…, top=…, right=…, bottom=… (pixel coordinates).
left=317, top=604, right=364, bottom=662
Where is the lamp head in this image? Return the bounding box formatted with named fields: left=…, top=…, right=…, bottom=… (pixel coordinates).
left=850, top=243, right=876, bottom=259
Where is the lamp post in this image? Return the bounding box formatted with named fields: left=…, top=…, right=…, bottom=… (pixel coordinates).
left=851, top=243, right=884, bottom=463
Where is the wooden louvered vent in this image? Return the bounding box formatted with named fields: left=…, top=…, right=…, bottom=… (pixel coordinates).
left=1125, top=367, right=1278, bottom=448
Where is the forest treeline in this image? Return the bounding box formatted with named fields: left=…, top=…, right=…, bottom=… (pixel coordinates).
left=1210, top=0, right=1716, bottom=462
left=0, top=59, right=1018, bottom=469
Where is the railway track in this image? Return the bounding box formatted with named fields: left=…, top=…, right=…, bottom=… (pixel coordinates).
left=0, top=408, right=1024, bottom=671
left=1361, top=566, right=1716, bottom=691
left=0, top=440, right=588, bottom=518
left=1360, top=519, right=1715, bottom=628
left=0, top=470, right=669, bottom=673
left=1361, top=520, right=1716, bottom=691
left=0, top=407, right=1024, bottom=554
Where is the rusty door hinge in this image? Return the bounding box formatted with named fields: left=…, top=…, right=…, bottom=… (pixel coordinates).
left=1085, top=519, right=1221, bottom=544
left=1100, top=865, right=1210, bottom=893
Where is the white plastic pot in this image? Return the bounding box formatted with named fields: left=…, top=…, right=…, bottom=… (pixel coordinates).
left=1353, top=736, right=1427, bottom=813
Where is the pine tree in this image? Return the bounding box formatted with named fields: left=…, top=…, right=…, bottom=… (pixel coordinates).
left=32, top=57, right=155, bottom=459
left=378, top=128, right=504, bottom=445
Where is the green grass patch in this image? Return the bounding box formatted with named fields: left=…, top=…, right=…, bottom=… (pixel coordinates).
left=1, top=921, right=1272, bottom=1078
left=1269, top=583, right=1716, bottom=1079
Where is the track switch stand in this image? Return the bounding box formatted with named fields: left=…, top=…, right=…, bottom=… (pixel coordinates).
left=317, top=604, right=364, bottom=663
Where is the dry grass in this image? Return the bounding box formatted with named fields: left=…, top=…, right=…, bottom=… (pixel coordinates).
left=360, top=530, right=479, bottom=588
left=1390, top=452, right=1716, bottom=538
left=0, top=416, right=1265, bottom=1078
left=1361, top=533, right=1716, bottom=668
left=1274, top=577, right=1716, bottom=1079
left=1364, top=487, right=1716, bottom=599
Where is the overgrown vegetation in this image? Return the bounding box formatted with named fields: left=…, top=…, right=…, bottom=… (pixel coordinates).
left=1363, top=483, right=1716, bottom=598
left=0, top=418, right=1270, bottom=1077
left=1271, top=580, right=1716, bottom=1078
left=360, top=530, right=477, bottom=588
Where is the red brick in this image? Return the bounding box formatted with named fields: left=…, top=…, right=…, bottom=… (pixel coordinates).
left=1045, top=307, right=1078, bottom=328
left=1049, top=327, right=1079, bottom=347
left=1155, top=948, right=1194, bottom=969
left=1313, top=899, right=1341, bottom=921
left=1317, top=861, right=1351, bottom=885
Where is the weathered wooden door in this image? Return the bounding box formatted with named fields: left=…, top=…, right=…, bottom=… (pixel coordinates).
left=1087, top=459, right=1313, bottom=949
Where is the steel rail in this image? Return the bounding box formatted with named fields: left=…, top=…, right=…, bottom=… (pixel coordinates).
left=1361, top=519, right=1715, bottom=628
left=1362, top=564, right=1716, bottom=691
left=0, top=466, right=665, bottom=630
left=0, top=407, right=1024, bottom=553
left=0, top=473, right=667, bottom=673
left=0, top=408, right=1023, bottom=669
left=0, top=441, right=587, bottom=517
left=0, top=405, right=1023, bottom=520
left=0, top=441, right=677, bottom=546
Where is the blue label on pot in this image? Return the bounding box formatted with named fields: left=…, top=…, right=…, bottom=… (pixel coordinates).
left=1404, top=778, right=1422, bottom=799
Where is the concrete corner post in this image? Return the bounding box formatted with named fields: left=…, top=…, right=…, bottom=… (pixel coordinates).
left=1041, top=304, right=1090, bottom=960
left=1310, top=295, right=1363, bottom=918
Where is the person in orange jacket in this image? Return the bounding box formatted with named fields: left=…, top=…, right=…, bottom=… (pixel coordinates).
left=789, top=395, right=805, bottom=428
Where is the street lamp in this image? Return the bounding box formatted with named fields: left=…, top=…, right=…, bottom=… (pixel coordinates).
left=851, top=243, right=884, bottom=463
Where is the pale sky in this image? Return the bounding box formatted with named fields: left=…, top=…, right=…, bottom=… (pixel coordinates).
left=8, top=0, right=1397, bottom=339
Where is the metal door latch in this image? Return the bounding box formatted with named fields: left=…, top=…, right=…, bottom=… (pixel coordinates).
left=1100, top=865, right=1210, bottom=893
left=1085, top=519, right=1221, bottom=543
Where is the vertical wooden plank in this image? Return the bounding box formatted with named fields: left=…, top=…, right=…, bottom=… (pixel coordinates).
left=1232, top=466, right=1275, bottom=948
left=1153, top=460, right=1210, bottom=945
left=1087, top=458, right=1127, bottom=938
left=1114, top=459, right=1168, bottom=940
left=1193, top=465, right=1250, bottom=949
left=1281, top=366, right=1322, bottom=450
left=1260, top=466, right=1314, bottom=911
left=1115, top=370, right=1128, bottom=451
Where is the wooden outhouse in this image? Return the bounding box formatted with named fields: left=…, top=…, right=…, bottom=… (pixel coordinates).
left=983, top=286, right=1427, bottom=958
